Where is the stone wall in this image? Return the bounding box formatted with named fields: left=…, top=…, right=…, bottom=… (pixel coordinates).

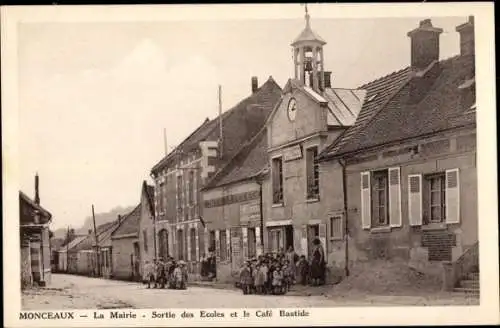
left=341, top=129, right=477, bottom=283
left=111, top=237, right=138, bottom=280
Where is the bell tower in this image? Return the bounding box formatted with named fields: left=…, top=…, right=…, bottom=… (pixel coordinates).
left=291, top=5, right=327, bottom=92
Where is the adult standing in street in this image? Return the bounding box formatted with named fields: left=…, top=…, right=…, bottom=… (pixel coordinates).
left=309, top=238, right=325, bottom=286
left=285, top=246, right=298, bottom=283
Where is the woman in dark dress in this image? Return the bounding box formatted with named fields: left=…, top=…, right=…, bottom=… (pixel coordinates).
left=310, top=238, right=325, bottom=286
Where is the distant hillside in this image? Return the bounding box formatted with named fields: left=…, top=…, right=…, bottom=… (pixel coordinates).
left=76, top=205, right=136, bottom=235
left=52, top=206, right=136, bottom=238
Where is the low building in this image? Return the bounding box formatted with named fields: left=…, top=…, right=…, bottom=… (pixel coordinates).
left=57, top=235, right=86, bottom=273
left=138, top=181, right=156, bottom=276
left=50, top=238, right=64, bottom=273
left=19, top=174, right=52, bottom=288
left=110, top=205, right=142, bottom=281
left=202, top=128, right=269, bottom=282
left=68, top=220, right=119, bottom=276
left=318, top=17, right=477, bottom=290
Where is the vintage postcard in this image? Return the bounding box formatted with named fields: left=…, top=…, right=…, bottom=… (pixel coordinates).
left=2, top=2, right=498, bottom=327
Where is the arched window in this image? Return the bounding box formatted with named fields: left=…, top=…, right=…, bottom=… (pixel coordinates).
left=158, top=229, right=169, bottom=259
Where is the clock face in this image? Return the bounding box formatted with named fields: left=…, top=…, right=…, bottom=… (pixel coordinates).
left=287, top=98, right=297, bottom=121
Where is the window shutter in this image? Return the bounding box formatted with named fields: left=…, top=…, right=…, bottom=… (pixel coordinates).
left=445, top=169, right=460, bottom=224
left=242, top=227, right=248, bottom=259
left=360, top=172, right=371, bottom=229
left=226, top=228, right=231, bottom=261
left=389, top=167, right=402, bottom=227
left=319, top=223, right=327, bottom=254
left=300, top=225, right=308, bottom=256
left=408, top=174, right=423, bottom=226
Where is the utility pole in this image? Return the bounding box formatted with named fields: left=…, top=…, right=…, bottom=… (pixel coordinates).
left=92, top=205, right=100, bottom=276
left=66, top=226, right=70, bottom=273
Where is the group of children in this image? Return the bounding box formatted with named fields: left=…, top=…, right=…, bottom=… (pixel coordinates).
left=239, top=252, right=309, bottom=295
left=143, top=257, right=188, bottom=290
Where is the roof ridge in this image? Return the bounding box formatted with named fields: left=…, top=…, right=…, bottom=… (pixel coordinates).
left=359, top=66, right=411, bottom=89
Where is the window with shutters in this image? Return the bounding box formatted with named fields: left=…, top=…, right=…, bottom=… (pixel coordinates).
left=220, top=230, right=227, bottom=261
left=272, top=157, right=284, bottom=204
left=330, top=216, right=343, bottom=240
left=371, top=170, right=389, bottom=227
left=306, top=146, right=320, bottom=199
left=188, top=171, right=194, bottom=205
left=423, top=173, right=446, bottom=224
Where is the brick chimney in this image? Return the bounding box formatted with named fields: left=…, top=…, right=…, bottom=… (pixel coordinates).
left=456, top=16, right=475, bottom=57
left=407, top=19, right=443, bottom=71
left=456, top=16, right=475, bottom=80
left=251, top=76, right=258, bottom=93
left=34, top=173, right=40, bottom=205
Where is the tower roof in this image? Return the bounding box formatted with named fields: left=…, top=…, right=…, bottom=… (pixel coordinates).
left=291, top=6, right=326, bottom=46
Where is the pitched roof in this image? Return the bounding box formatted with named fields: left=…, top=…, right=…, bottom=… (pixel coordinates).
left=72, top=220, right=120, bottom=251
left=111, top=204, right=141, bottom=238
left=320, top=54, right=475, bottom=160
left=319, top=66, right=413, bottom=159
left=151, top=77, right=282, bottom=174
left=61, top=235, right=87, bottom=252
left=203, top=127, right=268, bottom=190
left=19, top=191, right=52, bottom=223
left=142, top=181, right=155, bottom=216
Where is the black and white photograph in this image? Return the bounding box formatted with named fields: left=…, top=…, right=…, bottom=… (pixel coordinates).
left=2, top=3, right=498, bottom=327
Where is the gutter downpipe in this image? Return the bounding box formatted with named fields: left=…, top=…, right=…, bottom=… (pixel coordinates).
left=339, top=158, right=350, bottom=277
left=254, top=170, right=265, bottom=252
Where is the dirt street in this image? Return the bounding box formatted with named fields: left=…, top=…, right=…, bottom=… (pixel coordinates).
left=21, top=274, right=479, bottom=310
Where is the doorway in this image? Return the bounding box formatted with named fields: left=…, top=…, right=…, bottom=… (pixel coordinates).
left=285, top=225, right=294, bottom=251
left=133, top=242, right=140, bottom=279
left=307, top=224, right=319, bottom=259
left=268, top=225, right=294, bottom=254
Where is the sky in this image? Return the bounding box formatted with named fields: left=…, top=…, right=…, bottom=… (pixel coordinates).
left=17, top=7, right=467, bottom=230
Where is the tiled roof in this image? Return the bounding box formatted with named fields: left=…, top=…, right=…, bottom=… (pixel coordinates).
left=111, top=204, right=141, bottom=238
left=320, top=54, right=475, bottom=160
left=203, top=127, right=268, bottom=190
left=72, top=220, right=120, bottom=251
left=19, top=191, right=52, bottom=222
left=61, top=235, right=87, bottom=252
left=319, top=66, right=413, bottom=159
left=151, top=77, right=282, bottom=174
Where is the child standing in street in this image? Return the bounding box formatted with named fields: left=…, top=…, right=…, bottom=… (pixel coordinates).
left=239, top=261, right=252, bottom=295
left=272, top=266, right=283, bottom=295
left=297, top=255, right=309, bottom=286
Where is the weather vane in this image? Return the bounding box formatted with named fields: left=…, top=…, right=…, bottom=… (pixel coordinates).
left=301, top=3, right=310, bottom=27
